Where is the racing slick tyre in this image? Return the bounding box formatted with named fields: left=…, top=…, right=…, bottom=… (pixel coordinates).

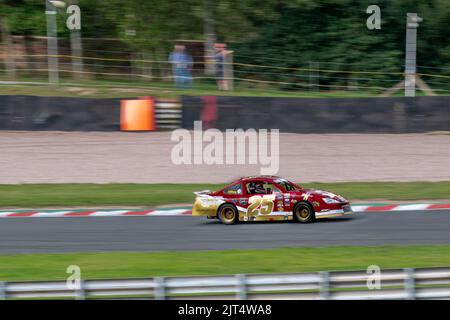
left=293, top=202, right=315, bottom=223
left=217, top=204, right=238, bottom=225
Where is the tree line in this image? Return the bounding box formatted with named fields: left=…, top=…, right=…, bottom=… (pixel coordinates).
left=1, top=0, right=449, bottom=91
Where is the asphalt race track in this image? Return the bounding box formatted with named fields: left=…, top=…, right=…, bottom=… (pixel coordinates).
left=1, top=210, right=450, bottom=253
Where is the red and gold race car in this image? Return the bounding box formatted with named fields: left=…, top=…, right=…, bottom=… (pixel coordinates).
left=192, top=176, right=352, bottom=225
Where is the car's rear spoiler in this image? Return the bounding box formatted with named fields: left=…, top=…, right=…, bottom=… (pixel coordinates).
left=193, top=190, right=211, bottom=196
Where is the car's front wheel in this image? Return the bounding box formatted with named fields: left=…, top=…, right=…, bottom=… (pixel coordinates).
left=217, top=204, right=238, bottom=225
left=293, top=202, right=315, bottom=223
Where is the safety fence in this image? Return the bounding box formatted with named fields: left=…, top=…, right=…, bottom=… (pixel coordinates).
left=1, top=267, right=450, bottom=300
left=2, top=52, right=450, bottom=94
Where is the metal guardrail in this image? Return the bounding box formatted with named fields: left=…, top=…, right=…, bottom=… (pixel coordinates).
left=155, top=99, right=182, bottom=130
left=1, top=267, right=450, bottom=300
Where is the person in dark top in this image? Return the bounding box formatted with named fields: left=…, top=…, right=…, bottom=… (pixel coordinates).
left=214, top=43, right=229, bottom=91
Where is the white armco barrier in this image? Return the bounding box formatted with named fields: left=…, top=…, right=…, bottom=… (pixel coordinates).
left=1, top=267, right=450, bottom=300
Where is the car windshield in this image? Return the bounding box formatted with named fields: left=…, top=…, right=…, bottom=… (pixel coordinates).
left=274, top=179, right=301, bottom=191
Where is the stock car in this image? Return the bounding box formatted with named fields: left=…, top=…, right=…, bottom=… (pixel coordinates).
left=192, top=176, right=352, bottom=225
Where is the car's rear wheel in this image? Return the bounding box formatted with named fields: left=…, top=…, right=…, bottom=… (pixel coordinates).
left=293, top=202, right=315, bottom=223
left=217, top=204, right=238, bottom=225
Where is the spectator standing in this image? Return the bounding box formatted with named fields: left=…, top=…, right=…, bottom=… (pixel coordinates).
left=214, top=43, right=229, bottom=91
left=168, top=45, right=193, bottom=89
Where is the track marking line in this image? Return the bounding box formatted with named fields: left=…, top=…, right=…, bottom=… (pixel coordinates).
left=394, top=204, right=430, bottom=211
left=364, top=205, right=398, bottom=212
left=350, top=206, right=369, bottom=212
left=149, top=209, right=190, bottom=216
left=0, top=212, right=15, bottom=217
left=4, top=212, right=38, bottom=217
left=64, top=211, right=95, bottom=217
left=0, top=203, right=450, bottom=218
left=31, top=211, right=72, bottom=217
left=428, top=204, right=450, bottom=210
left=122, top=210, right=154, bottom=216
left=89, top=210, right=129, bottom=217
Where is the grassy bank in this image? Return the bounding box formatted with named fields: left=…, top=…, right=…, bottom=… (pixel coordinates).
left=0, top=79, right=380, bottom=99
left=0, top=181, right=449, bottom=208
left=1, top=245, right=450, bottom=281
left=1, top=76, right=444, bottom=99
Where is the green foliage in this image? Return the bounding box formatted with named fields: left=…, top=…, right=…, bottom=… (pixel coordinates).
left=1, top=0, right=278, bottom=47
left=3, top=245, right=450, bottom=281
left=1, top=0, right=449, bottom=91
left=0, top=0, right=46, bottom=35
left=234, top=0, right=450, bottom=90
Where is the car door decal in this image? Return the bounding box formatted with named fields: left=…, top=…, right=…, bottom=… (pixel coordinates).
left=247, top=194, right=276, bottom=218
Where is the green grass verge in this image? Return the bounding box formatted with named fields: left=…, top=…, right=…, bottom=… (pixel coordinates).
left=2, top=245, right=450, bottom=281
left=0, top=181, right=449, bottom=208
left=0, top=77, right=384, bottom=99
left=0, top=84, right=377, bottom=99
left=1, top=76, right=447, bottom=99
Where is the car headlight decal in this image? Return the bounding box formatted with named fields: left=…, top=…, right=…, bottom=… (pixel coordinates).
left=323, top=197, right=340, bottom=204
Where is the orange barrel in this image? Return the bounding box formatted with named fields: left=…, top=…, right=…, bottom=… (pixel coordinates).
left=120, top=99, right=155, bottom=131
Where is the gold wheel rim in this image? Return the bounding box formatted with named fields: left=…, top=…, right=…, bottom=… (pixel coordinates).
left=222, top=208, right=235, bottom=223
left=297, top=207, right=310, bottom=221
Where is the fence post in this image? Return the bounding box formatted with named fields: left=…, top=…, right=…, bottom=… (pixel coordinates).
left=404, top=13, right=422, bottom=97
left=75, top=280, right=86, bottom=300
left=0, top=282, right=6, bottom=300
left=154, top=277, right=166, bottom=300
left=404, top=268, right=416, bottom=300
left=319, top=271, right=331, bottom=300
left=309, top=61, right=319, bottom=92
left=225, top=51, right=234, bottom=91
left=235, top=274, right=247, bottom=300
left=0, top=17, right=16, bottom=80
left=45, top=0, right=60, bottom=85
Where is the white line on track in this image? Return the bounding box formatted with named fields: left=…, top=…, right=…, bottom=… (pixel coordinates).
left=350, top=206, right=369, bottom=212
left=89, top=210, right=130, bottom=217
left=31, top=211, right=72, bottom=217
left=393, top=204, right=430, bottom=211
left=0, top=212, right=15, bottom=217
left=150, top=210, right=189, bottom=216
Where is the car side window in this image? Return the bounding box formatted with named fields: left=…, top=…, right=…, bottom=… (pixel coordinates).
left=263, top=183, right=282, bottom=194
left=223, top=183, right=243, bottom=195
left=246, top=181, right=264, bottom=195
left=268, top=185, right=282, bottom=194
left=247, top=181, right=282, bottom=195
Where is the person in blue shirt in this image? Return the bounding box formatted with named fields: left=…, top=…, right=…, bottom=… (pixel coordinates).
left=168, top=45, right=193, bottom=89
